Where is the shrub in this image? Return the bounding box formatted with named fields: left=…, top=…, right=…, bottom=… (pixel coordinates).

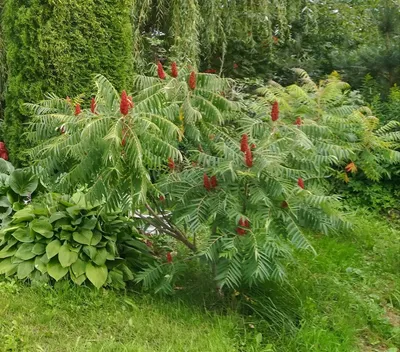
left=2, top=0, right=134, bottom=164
left=0, top=192, right=152, bottom=288
left=24, top=67, right=400, bottom=293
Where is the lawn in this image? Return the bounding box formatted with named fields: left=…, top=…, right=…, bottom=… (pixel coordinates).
left=0, top=210, right=399, bottom=352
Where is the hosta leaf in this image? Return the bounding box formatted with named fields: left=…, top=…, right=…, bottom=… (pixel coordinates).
left=12, top=228, right=35, bottom=243
left=83, top=245, right=97, bottom=259
left=71, top=258, right=86, bottom=277
left=86, top=262, right=108, bottom=289
left=12, top=208, right=35, bottom=223
left=59, top=230, right=72, bottom=241
left=90, top=231, right=102, bottom=246
left=15, top=243, right=36, bottom=260
left=9, top=169, right=39, bottom=196
left=58, top=244, right=78, bottom=268
left=32, top=243, right=46, bottom=255
left=71, top=272, right=86, bottom=286
left=47, top=259, right=68, bottom=281
left=31, top=219, right=54, bottom=238
left=34, top=256, right=47, bottom=273
left=93, top=248, right=108, bottom=266
left=46, top=240, right=62, bottom=259
left=17, top=260, right=35, bottom=279
left=82, top=217, right=97, bottom=230
left=0, top=248, right=17, bottom=259
left=0, top=196, right=12, bottom=220
left=0, top=258, right=17, bottom=275
left=73, top=229, right=93, bottom=245
left=49, top=212, right=67, bottom=223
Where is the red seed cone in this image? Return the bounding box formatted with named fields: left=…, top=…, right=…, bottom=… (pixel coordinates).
left=120, top=90, right=130, bottom=116
left=166, top=252, right=173, bottom=263
left=245, top=149, right=253, bottom=167
left=297, top=177, right=305, bottom=189
left=237, top=218, right=247, bottom=236
left=60, top=126, right=66, bottom=134
left=168, top=157, right=175, bottom=171
left=159, top=195, right=165, bottom=202
left=171, top=62, right=178, bottom=78
left=295, top=117, right=302, bottom=126
left=0, top=152, right=8, bottom=161
left=251, top=144, right=256, bottom=150
left=271, top=101, right=279, bottom=122
left=74, top=104, right=81, bottom=116
left=240, top=134, right=249, bottom=152
left=157, top=61, right=166, bottom=80
left=210, top=175, right=218, bottom=189
left=189, top=71, right=196, bottom=90
left=90, top=98, right=96, bottom=113
left=203, top=173, right=211, bottom=191
left=281, top=201, right=288, bottom=208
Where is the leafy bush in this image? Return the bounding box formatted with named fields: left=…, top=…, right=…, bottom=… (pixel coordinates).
left=23, top=67, right=400, bottom=293
left=0, top=192, right=152, bottom=288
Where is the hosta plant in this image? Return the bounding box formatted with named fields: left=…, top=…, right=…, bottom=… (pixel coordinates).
left=0, top=192, right=152, bottom=288
left=0, top=159, right=39, bottom=226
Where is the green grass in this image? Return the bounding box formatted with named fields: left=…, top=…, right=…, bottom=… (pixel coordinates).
left=0, top=282, right=243, bottom=352
left=0, top=210, right=399, bottom=351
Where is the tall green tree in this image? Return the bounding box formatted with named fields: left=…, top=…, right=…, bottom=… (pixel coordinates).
left=2, top=0, right=133, bottom=164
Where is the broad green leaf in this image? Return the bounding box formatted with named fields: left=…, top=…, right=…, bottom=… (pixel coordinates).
left=83, top=245, right=97, bottom=259
left=71, top=258, right=86, bottom=277
left=17, top=260, right=35, bottom=279
left=46, top=240, right=62, bottom=259
left=9, top=169, right=39, bottom=196
left=32, top=206, right=48, bottom=216
left=86, top=262, right=108, bottom=289
left=0, top=196, right=12, bottom=220
left=34, top=256, right=47, bottom=273
left=31, top=219, right=54, bottom=238
left=73, top=229, right=93, bottom=245
left=61, top=225, right=76, bottom=232
left=47, top=259, right=68, bottom=281
left=12, top=228, right=35, bottom=243
left=0, top=258, right=17, bottom=275
left=15, top=243, right=36, bottom=260
left=0, top=248, right=17, bottom=259
left=90, top=231, right=102, bottom=246
left=71, top=272, right=86, bottom=286
left=82, top=217, right=97, bottom=230
left=58, top=244, right=78, bottom=268
left=0, top=159, right=14, bottom=174
left=93, top=248, right=108, bottom=266
left=49, top=212, right=67, bottom=223
left=32, top=243, right=46, bottom=255
left=40, top=253, right=50, bottom=264
left=59, top=230, right=72, bottom=241
left=12, top=208, right=35, bottom=223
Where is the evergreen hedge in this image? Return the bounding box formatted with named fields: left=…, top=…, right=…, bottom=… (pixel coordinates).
left=2, top=0, right=133, bottom=164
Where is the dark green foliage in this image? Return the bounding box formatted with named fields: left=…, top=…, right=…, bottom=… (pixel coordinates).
left=2, top=0, right=134, bottom=164
left=0, top=192, right=152, bottom=288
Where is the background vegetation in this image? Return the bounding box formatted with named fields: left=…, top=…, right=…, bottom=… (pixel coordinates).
left=0, top=1, right=399, bottom=351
